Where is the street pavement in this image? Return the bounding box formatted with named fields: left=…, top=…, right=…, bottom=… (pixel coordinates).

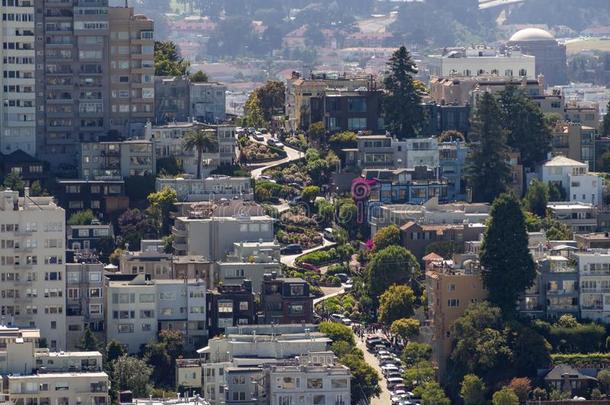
left=356, top=336, right=392, bottom=405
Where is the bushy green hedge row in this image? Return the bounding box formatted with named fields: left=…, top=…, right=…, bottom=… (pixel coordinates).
left=551, top=353, right=610, bottom=368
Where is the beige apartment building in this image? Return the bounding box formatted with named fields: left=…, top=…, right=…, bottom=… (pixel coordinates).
left=425, top=256, right=487, bottom=379
left=0, top=327, right=108, bottom=405
left=0, top=190, right=66, bottom=350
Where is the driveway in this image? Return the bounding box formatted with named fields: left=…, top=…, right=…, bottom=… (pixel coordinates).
left=356, top=335, right=392, bottom=405
left=249, top=133, right=303, bottom=179
left=280, top=237, right=336, bottom=268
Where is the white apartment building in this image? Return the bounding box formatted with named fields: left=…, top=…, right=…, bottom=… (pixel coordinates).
left=0, top=190, right=66, bottom=350
left=105, top=275, right=206, bottom=353
left=268, top=352, right=351, bottom=405
left=217, top=241, right=281, bottom=293
left=190, top=82, right=227, bottom=123
left=369, top=197, right=490, bottom=235
left=429, top=45, right=535, bottom=79
left=347, top=135, right=439, bottom=170
left=542, top=156, right=603, bottom=206
left=172, top=201, right=275, bottom=261
left=0, top=327, right=108, bottom=405
left=0, top=0, right=36, bottom=154
left=577, top=252, right=610, bottom=322
left=547, top=202, right=598, bottom=234
left=155, top=176, right=252, bottom=202
left=193, top=325, right=330, bottom=405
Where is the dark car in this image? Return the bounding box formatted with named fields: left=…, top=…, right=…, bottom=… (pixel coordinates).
left=281, top=244, right=303, bottom=255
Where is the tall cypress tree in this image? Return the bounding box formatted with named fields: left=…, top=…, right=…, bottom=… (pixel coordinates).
left=466, top=92, right=511, bottom=203
left=480, top=193, right=536, bottom=316
left=498, top=85, right=552, bottom=169
left=383, top=46, right=423, bottom=139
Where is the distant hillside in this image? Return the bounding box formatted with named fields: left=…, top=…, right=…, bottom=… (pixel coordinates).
left=506, top=0, right=610, bottom=32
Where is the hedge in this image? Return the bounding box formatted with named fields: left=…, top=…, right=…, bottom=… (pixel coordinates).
left=551, top=353, right=610, bottom=368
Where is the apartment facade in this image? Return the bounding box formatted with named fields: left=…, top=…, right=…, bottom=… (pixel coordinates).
left=105, top=274, right=207, bottom=353
left=0, top=327, right=108, bottom=405
left=156, top=176, right=252, bottom=202
left=154, top=76, right=190, bottom=123
left=577, top=252, right=610, bottom=322
left=172, top=201, right=275, bottom=261
left=0, top=190, right=66, bottom=350
left=55, top=179, right=128, bottom=218
left=190, top=82, right=226, bottom=123
left=542, top=156, right=603, bottom=207
left=425, top=258, right=487, bottom=379
left=260, top=276, right=314, bottom=325
left=217, top=241, right=281, bottom=293
left=0, top=0, right=36, bottom=155
left=65, top=261, right=105, bottom=349
left=80, top=140, right=156, bottom=179
left=34, top=2, right=153, bottom=166
left=547, top=202, right=598, bottom=234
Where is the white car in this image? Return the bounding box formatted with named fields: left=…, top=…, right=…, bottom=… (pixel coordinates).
left=253, top=133, right=265, bottom=142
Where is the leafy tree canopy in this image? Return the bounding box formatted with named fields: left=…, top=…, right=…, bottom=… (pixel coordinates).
left=366, top=245, right=419, bottom=298
left=378, top=285, right=416, bottom=325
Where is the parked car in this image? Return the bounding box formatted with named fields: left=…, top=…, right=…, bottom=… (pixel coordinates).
left=298, top=262, right=319, bottom=272
left=323, top=227, right=336, bottom=241
left=253, top=133, right=265, bottom=142
left=341, top=317, right=352, bottom=326
left=387, top=377, right=405, bottom=390
left=281, top=244, right=303, bottom=255
left=366, top=337, right=382, bottom=350
left=267, top=138, right=284, bottom=148
left=330, top=313, right=344, bottom=323
left=382, top=365, right=399, bottom=377
left=334, top=273, right=349, bottom=283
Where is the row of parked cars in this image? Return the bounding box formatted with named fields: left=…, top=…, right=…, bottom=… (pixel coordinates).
left=365, top=336, right=421, bottom=405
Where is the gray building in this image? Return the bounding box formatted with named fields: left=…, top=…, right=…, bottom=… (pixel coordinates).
left=190, top=82, right=227, bottom=123
left=155, top=76, right=190, bottom=123
left=34, top=1, right=154, bottom=167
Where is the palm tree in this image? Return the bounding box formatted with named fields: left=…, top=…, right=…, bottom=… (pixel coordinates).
left=183, top=129, right=218, bottom=179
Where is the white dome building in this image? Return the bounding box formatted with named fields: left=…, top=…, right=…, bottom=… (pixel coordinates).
left=507, top=28, right=567, bottom=86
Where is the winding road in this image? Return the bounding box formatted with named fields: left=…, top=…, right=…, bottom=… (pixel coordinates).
left=248, top=133, right=304, bottom=179
left=280, top=237, right=337, bottom=268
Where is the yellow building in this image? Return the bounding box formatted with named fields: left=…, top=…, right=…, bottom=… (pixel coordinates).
left=425, top=256, right=488, bottom=379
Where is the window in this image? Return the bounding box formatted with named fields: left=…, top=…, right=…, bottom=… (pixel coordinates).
left=331, top=379, right=348, bottom=389
left=89, top=304, right=102, bottom=315
left=307, top=378, right=323, bottom=389
left=118, top=324, right=134, bottom=333
left=281, top=377, right=296, bottom=389
left=448, top=299, right=460, bottom=307
left=159, top=292, right=175, bottom=300
left=89, top=272, right=101, bottom=282
left=218, top=301, right=233, bottom=313
left=288, top=304, right=304, bottom=314
left=347, top=117, right=367, bottom=130
left=139, top=293, right=155, bottom=303
left=239, top=301, right=249, bottom=311
left=89, top=288, right=102, bottom=298
left=448, top=284, right=456, bottom=292
left=290, top=284, right=305, bottom=296
left=313, top=395, right=325, bottom=405
left=140, top=310, right=154, bottom=318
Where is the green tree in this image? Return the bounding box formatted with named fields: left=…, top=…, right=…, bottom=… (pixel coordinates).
left=597, top=369, right=610, bottom=394
left=340, top=353, right=381, bottom=404
left=373, top=225, right=401, bottom=251
left=508, top=377, right=531, bottom=403
left=450, top=303, right=512, bottom=384
left=467, top=92, right=511, bottom=203
left=383, top=46, right=423, bottom=138
left=548, top=182, right=566, bottom=201
left=461, top=374, right=487, bottom=405
left=603, top=100, right=610, bottom=136
left=366, top=245, right=419, bottom=298
left=154, top=41, right=189, bottom=76
left=112, top=355, right=153, bottom=397
left=144, top=342, right=172, bottom=387
left=147, top=187, right=177, bottom=235
left=106, top=341, right=126, bottom=363
left=189, top=70, right=208, bottom=83
left=498, top=85, right=552, bottom=169
left=544, top=219, right=572, bottom=240
left=301, top=185, right=320, bottom=203
left=244, top=92, right=265, bottom=128
left=417, top=381, right=450, bottom=405
left=524, top=179, right=548, bottom=217
left=117, top=208, right=158, bottom=251
left=183, top=129, right=218, bottom=179
left=598, top=151, right=610, bottom=172
left=307, top=121, right=327, bottom=146
left=319, top=321, right=355, bottom=346
left=592, top=388, right=603, bottom=400
left=252, top=81, right=285, bottom=122
left=78, top=328, right=99, bottom=351
left=509, top=324, right=552, bottom=377
left=3, top=172, right=24, bottom=193
left=338, top=201, right=358, bottom=238
left=378, top=285, right=416, bottom=325
left=556, top=314, right=580, bottom=328
left=67, top=209, right=96, bottom=225
left=401, top=342, right=431, bottom=367
left=30, top=180, right=43, bottom=196
left=480, top=194, right=535, bottom=316
left=493, top=387, right=519, bottom=405
left=390, top=318, right=420, bottom=341
left=403, top=360, right=435, bottom=389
